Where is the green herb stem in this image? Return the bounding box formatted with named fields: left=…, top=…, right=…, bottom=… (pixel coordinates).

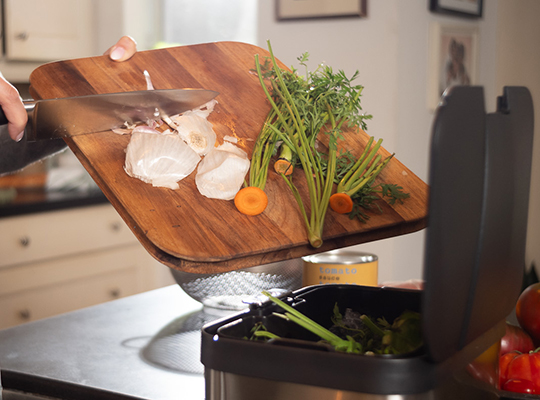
left=360, top=314, right=387, bottom=338
left=253, top=41, right=371, bottom=246
left=253, top=330, right=282, bottom=340
left=338, top=138, right=383, bottom=193
left=345, top=154, right=394, bottom=197
left=262, top=291, right=344, bottom=345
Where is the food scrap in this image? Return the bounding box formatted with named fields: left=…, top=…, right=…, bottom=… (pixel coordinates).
left=239, top=40, right=407, bottom=247
left=122, top=72, right=249, bottom=200
left=124, top=131, right=200, bottom=190
left=248, top=291, right=423, bottom=356
left=123, top=49, right=409, bottom=240
left=166, top=100, right=218, bottom=156
left=195, top=140, right=250, bottom=200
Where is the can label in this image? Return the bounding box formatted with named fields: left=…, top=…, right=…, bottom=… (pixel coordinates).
left=302, top=251, right=378, bottom=287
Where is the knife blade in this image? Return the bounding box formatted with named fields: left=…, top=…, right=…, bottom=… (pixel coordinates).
left=0, top=88, right=219, bottom=142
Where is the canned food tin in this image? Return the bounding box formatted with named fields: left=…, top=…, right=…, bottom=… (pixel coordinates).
left=302, top=250, right=378, bottom=287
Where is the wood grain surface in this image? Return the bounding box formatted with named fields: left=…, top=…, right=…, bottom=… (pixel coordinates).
left=28, top=41, right=428, bottom=273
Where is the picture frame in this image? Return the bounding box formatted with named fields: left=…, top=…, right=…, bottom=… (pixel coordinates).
left=429, top=0, right=483, bottom=18
left=427, top=23, right=479, bottom=110
left=276, top=0, right=367, bottom=21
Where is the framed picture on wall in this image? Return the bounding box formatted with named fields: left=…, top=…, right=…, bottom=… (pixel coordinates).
left=429, top=0, right=483, bottom=18
left=427, top=23, right=479, bottom=110
left=276, top=0, right=367, bottom=21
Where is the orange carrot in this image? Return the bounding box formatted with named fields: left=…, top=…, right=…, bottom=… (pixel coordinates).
left=274, top=144, right=294, bottom=176
left=234, top=186, right=268, bottom=216
left=329, top=193, right=354, bottom=214
left=274, top=158, right=294, bottom=175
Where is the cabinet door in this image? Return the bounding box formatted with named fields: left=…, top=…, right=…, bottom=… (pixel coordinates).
left=4, top=0, right=94, bottom=61
left=0, top=244, right=172, bottom=329
left=0, top=204, right=139, bottom=269
left=0, top=266, right=139, bottom=329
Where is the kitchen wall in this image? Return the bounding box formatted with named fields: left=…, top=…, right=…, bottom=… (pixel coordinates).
left=161, top=0, right=257, bottom=46
left=94, top=0, right=162, bottom=53
left=257, top=0, right=503, bottom=282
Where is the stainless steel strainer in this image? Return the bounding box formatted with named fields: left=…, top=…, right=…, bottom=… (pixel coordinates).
left=170, top=258, right=304, bottom=310
left=142, top=258, right=303, bottom=374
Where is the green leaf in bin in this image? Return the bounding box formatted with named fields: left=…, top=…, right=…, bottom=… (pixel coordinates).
left=257, top=291, right=423, bottom=356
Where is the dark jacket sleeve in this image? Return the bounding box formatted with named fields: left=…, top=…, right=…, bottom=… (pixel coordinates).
left=0, top=125, right=68, bottom=176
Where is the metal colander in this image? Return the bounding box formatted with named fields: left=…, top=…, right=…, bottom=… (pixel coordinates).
left=170, top=258, right=304, bottom=310
left=142, top=259, right=303, bottom=374
left=141, top=308, right=225, bottom=374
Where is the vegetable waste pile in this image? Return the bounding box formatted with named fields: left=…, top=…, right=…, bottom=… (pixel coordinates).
left=119, top=41, right=409, bottom=249
left=246, top=291, right=423, bottom=356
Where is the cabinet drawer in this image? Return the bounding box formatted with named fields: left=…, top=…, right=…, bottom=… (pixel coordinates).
left=0, top=242, right=160, bottom=297
left=0, top=204, right=137, bottom=268
left=0, top=266, right=139, bottom=329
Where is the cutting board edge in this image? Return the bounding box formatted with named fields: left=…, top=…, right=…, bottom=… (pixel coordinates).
left=143, top=216, right=428, bottom=274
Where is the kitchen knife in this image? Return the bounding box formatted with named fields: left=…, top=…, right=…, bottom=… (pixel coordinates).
left=0, top=88, right=219, bottom=142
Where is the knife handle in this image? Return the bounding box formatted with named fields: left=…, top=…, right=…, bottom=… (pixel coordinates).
left=0, top=107, right=9, bottom=126
left=0, top=102, right=33, bottom=130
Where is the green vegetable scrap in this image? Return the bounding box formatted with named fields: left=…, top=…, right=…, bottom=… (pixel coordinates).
left=331, top=141, right=410, bottom=222
left=246, top=41, right=409, bottom=238
left=335, top=307, right=423, bottom=355
left=252, top=291, right=422, bottom=356
left=249, top=41, right=372, bottom=247
left=247, top=322, right=281, bottom=341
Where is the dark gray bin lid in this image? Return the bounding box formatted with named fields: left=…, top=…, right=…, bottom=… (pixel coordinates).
left=423, top=86, right=534, bottom=363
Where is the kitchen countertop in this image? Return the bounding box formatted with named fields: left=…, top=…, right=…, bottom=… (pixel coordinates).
left=0, top=285, right=215, bottom=400
left=0, top=186, right=109, bottom=218
left=0, top=285, right=513, bottom=400
left=0, top=149, right=109, bottom=218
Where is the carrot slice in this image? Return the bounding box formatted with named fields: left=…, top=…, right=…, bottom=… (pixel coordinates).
left=234, top=186, right=268, bottom=216
left=274, top=158, right=294, bottom=176
left=329, top=193, right=354, bottom=214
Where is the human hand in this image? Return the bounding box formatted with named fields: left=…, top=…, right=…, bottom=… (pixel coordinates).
left=0, top=74, right=27, bottom=142
left=103, top=35, right=138, bottom=62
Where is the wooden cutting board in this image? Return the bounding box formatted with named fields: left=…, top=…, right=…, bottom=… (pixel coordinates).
left=28, top=41, right=428, bottom=273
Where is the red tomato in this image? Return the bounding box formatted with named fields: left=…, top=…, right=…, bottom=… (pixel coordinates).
left=499, top=351, right=521, bottom=389
left=503, top=378, right=538, bottom=394
left=504, top=350, right=540, bottom=394
left=517, top=283, right=540, bottom=344
left=501, top=322, right=535, bottom=355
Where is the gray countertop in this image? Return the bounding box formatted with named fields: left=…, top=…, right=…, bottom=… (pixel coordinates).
left=0, top=285, right=215, bottom=399
left=0, top=285, right=512, bottom=400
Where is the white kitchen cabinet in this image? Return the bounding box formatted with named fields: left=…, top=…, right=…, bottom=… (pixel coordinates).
left=0, top=204, right=175, bottom=329
left=0, top=0, right=162, bottom=81
left=4, top=0, right=94, bottom=62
